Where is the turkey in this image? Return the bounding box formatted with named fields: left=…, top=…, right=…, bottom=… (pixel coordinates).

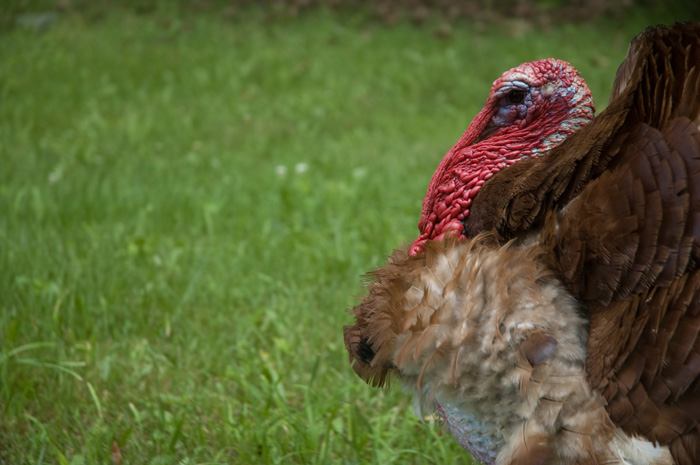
left=344, top=23, right=700, bottom=465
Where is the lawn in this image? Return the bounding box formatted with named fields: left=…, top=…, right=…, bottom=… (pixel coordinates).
left=1, top=3, right=697, bottom=464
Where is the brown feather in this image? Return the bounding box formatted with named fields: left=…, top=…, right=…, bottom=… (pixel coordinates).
left=344, top=21, right=700, bottom=465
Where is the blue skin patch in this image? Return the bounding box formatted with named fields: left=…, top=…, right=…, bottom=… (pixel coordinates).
left=532, top=80, right=593, bottom=155
left=490, top=81, right=534, bottom=128
left=438, top=401, right=502, bottom=465
left=483, top=77, right=591, bottom=156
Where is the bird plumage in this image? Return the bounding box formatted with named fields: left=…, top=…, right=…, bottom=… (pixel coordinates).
left=344, top=22, right=700, bottom=465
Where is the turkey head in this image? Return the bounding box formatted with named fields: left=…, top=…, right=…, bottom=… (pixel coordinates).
left=411, top=59, right=594, bottom=256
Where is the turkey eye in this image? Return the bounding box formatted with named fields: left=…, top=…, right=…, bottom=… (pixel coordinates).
left=507, top=91, right=525, bottom=104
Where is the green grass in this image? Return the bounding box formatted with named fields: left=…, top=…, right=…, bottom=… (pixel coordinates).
left=1, top=5, right=696, bottom=464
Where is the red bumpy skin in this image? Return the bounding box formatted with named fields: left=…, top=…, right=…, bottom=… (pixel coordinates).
left=410, top=59, right=595, bottom=256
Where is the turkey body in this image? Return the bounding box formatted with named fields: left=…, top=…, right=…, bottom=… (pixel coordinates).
left=344, top=23, right=700, bottom=465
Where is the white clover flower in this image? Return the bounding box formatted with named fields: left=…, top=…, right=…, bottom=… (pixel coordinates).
left=295, top=162, right=309, bottom=174
left=275, top=165, right=288, bottom=178
left=48, top=169, right=62, bottom=184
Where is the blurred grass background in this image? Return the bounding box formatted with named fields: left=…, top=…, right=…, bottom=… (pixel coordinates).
left=1, top=1, right=699, bottom=464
